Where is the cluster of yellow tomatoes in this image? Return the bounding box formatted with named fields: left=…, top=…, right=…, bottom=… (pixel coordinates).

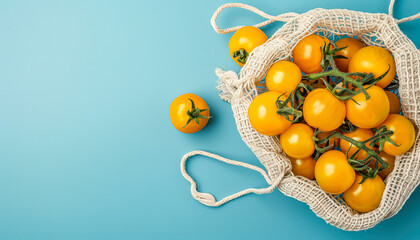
left=232, top=26, right=415, bottom=213
left=169, top=25, right=416, bottom=214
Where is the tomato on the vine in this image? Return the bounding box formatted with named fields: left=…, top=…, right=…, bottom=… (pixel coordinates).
left=369, top=151, right=395, bottom=180
left=340, top=128, right=376, bottom=160
left=343, top=174, right=385, bottom=213
left=248, top=91, right=292, bottom=136
left=346, top=85, right=390, bottom=128
left=169, top=93, right=210, bottom=133
left=316, top=130, right=340, bottom=151
left=292, top=34, right=331, bottom=74
left=289, top=156, right=316, bottom=180
left=385, top=90, right=401, bottom=114
left=334, top=38, right=364, bottom=72
left=315, top=150, right=356, bottom=194
left=303, top=88, right=346, bottom=131
left=266, top=61, right=302, bottom=95
left=229, top=26, right=268, bottom=67
left=379, top=114, right=415, bottom=156
left=280, top=123, right=315, bottom=159
left=348, top=46, right=396, bottom=88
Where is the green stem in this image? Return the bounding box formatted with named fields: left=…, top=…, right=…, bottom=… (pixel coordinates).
left=304, top=55, right=369, bottom=100
left=313, top=129, right=390, bottom=173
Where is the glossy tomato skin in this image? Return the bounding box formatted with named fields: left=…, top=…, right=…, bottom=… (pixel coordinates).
left=303, top=89, right=346, bottom=131
left=346, top=85, right=390, bottom=128
left=169, top=93, right=210, bottom=134
left=248, top=91, right=292, bottom=136
left=343, top=174, right=385, bottom=213
left=335, top=38, right=364, bottom=72
left=266, top=61, right=302, bottom=95
left=316, top=131, right=340, bottom=151
left=315, top=150, right=356, bottom=194
left=289, top=156, right=316, bottom=180
left=348, top=46, right=396, bottom=88
left=280, top=123, right=315, bottom=159
left=229, top=26, right=268, bottom=67
left=385, top=91, right=401, bottom=114
left=340, top=128, right=376, bottom=160
left=292, top=34, right=331, bottom=74
left=379, top=114, right=416, bottom=156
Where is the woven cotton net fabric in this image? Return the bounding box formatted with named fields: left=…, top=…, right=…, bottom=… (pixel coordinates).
left=217, top=8, right=420, bottom=231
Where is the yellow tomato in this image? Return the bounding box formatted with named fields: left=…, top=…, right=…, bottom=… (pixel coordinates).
left=346, top=85, right=390, bottom=128
left=303, top=88, right=346, bottom=131
left=266, top=61, right=302, bottom=95
left=289, top=156, right=316, bottom=180
left=379, top=114, right=416, bottom=156
left=248, top=91, right=292, bottom=136
left=280, top=123, right=315, bottom=159
left=343, top=174, right=385, bottom=213
left=315, top=150, right=356, bottom=194
left=334, top=38, right=364, bottom=72
left=169, top=93, right=210, bottom=133
left=229, top=26, right=268, bottom=67
left=292, top=34, right=331, bottom=74
left=348, top=46, right=396, bottom=88
left=385, top=91, right=401, bottom=114
left=340, top=128, right=376, bottom=160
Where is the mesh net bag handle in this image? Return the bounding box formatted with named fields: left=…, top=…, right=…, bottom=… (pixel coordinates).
left=180, top=150, right=289, bottom=207
left=181, top=0, right=420, bottom=231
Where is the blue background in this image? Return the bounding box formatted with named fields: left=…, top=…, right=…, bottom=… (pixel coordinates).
left=0, top=0, right=419, bottom=239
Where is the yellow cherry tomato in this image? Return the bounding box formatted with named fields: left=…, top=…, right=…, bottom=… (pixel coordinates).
left=229, top=26, right=268, bottom=67
left=379, top=114, right=416, bottom=156
left=316, top=130, right=340, bottom=151
left=369, top=151, right=396, bottom=180
left=280, top=123, right=315, bottom=159
left=169, top=93, right=210, bottom=133
left=315, top=150, right=356, bottom=194
left=348, top=46, right=396, bottom=88
left=292, top=34, right=331, bottom=74
left=266, top=61, right=302, bottom=95
left=343, top=174, right=385, bottom=213
left=385, top=91, right=401, bottom=114
left=248, top=91, right=292, bottom=136
left=340, top=128, right=376, bottom=160
left=303, top=88, right=346, bottom=131
left=334, top=38, right=364, bottom=72
left=289, top=156, right=316, bottom=180
left=346, top=85, right=390, bottom=128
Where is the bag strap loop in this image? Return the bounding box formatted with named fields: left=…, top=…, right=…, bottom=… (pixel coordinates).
left=389, top=0, right=420, bottom=23
left=210, top=3, right=299, bottom=34
left=180, top=150, right=285, bottom=207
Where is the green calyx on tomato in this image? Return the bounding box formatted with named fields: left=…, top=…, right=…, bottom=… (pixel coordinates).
left=183, top=98, right=211, bottom=128
left=232, top=48, right=249, bottom=64
left=338, top=119, right=358, bottom=133
left=313, top=127, right=398, bottom=183
left=319, top=41, right=348, bottom=70
left=276, top=43, right=391, bottom=127
left=302, top=43, right=390, bottom=102
left=276, top=82, right=313, bottom=123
